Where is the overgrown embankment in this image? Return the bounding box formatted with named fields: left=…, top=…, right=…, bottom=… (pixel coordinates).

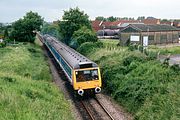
left=0, top=43, right=73, bottom=120
left=77, top=41, right=180, bottom=120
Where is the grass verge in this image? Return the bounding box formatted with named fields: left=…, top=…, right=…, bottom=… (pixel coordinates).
left=0, top=43, right=74, bottom=120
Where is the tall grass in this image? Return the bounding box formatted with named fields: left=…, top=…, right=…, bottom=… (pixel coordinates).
left=0, top=44, right=74, bottom=120
left=78, top=41, right=180, bottom=120
left=148, top=45, right=180, bottom=55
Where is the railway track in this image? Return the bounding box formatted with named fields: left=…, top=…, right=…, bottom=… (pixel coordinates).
left=41, top=37, right=130, bottom=120
left=80, top=96, right=114, bottom=120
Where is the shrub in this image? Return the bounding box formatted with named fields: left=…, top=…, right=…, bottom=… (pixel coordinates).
left=72, top=26, right=98, bottom=46
left=0, top=42, right=6, bottom=48
left=78, top=41, right=180, bottom=119
left=170, top=64, right=180, bottom=72
left=69, top=39, right=79, bottom=49
left=77, top=41, right=103, bottom=56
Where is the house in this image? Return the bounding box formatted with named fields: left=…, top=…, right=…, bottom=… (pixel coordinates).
left=173, top=22, right=180, bottom=28
left=110, top=20, right=141, bottom=28
left=142, top=19, right=160, bottom=25
left=119, top=24, right=180, bottom=45
left=91, top=20, right=103, bottom=32
left=160, top=21, right=173, bottom=26
left=92, top=20, right=143, bottom=39
left=91, top=20, right=142, bottom=32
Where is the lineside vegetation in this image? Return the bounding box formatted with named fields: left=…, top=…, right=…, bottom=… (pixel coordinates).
left=0, top=43, right=74, bottom=120
left=77, top=41, right=180, bottom=120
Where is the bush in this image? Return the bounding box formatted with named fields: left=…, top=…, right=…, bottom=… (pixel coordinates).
left=146, top=51, right=158, bottom=60
left=128, top=43, right=138, bottom=51
left=72, top=26, right=98, bottom=46
left=170, top=64, right=180, bottom=72
left=77, top=41, right=103, bottom=56
left=69, top=39, right=79, bottom=49
left=0, top=42, right=6, bottom=48
left=78, top=41, right=180, bottom=119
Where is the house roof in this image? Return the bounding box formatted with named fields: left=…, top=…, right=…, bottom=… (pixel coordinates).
left=109, top=20, right=141, bottom=26
left=160, top=21, right=172, bottom=25
left=91, top=20, right=142, bottom=31
left=142, top=19, right=160, bottom=25
left=91, top=20, right=102, bottom=31
left=173, top=22, right=180, bottom=28
left=121, top=24, right=180, bottom=32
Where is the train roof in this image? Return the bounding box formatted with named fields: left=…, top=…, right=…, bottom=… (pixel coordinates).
left=43, top=34, right=98, bottom=69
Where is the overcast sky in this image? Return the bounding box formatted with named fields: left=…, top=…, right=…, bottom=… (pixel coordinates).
left=0, top=0, right=180, bottom=23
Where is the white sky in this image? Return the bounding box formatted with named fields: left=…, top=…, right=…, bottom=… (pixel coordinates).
left=0, top=0, right=180, bottom=23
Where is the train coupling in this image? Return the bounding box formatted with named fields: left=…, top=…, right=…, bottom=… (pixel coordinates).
left=78, top=89, right=84, bottom=96
left=95, top=87, right=101, bottom=93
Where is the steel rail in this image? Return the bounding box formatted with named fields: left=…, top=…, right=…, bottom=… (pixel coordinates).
left=94, top=97, right=115, bottom=120
left=80, top=100, right=95, bottom=120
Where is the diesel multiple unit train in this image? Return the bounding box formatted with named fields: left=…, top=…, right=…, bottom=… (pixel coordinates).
left=37, top=33, right=102, bottom=96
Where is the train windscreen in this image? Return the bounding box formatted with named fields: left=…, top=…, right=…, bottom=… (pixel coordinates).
left=76, top=69, right=99, bottom=82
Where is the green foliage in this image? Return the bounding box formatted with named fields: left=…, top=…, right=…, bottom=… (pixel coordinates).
left=107, top=16, right=119, bottom=22
left=128, top=43, right=138, bottom=51
left=59, top=7, right=91, bottom=45
left=170, top=64, right=180, bottom=72
left=137, top=16, right=145, bottom=21
left=72, top=26, right=97, bottom=47
left=148, top=46, right=180, bottom=55
left=95, top=16, right=106, bottom=21
left=3, top=27, right=9, bottom=39
left=78, top=41, right=180, bottom=119
left=69, top=38, right=79, bottom=49
left=0, top=41, right=6, bottom=48
left=0, top=44, right=74, bottom=120
left=11, top=11, right=43, bottom=43
left=41, top=22, right=62, bottom=41
left=128, top=44, right=158, bottom=60
left=77, top=41, right=103, bottom=56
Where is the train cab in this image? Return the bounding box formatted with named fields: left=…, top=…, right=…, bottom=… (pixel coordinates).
left=73, top=62, right=102, bottom=96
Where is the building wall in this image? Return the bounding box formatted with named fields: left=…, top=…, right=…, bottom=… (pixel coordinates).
left=120, top=32, right=141, bottom=45
left=120, top=31, right=179, bottom=45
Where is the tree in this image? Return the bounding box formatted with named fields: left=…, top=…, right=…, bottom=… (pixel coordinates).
left=95, top=16, right=106, bottom=21
left=107, top=16, right=118, bottom=22
left=161, top=19, right=170, bottom=22
left=72, top=26, right=98, bottom=47
left=59, top=7, right=91, bottom=45
left=41, top=22, right=62, bottom=41
left=137, top=16, right=145, bottom=21
left=11, top=11, right=43, bottom=43
left=3, top=27, right=9, bottom=39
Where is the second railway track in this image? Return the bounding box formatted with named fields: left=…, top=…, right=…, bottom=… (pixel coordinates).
left=80, top=96, right=115, bottom=120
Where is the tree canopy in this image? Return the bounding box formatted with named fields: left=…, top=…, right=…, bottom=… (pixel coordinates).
left=107, top=16, right=119, bottom=22
left=72, top=26, right=97, bottom=47
left=59, top=7, right=91, bottom=45
left=41, top=22, right=62, bottom=41
left=11, top=11, right=43, bottom=43
left=95, top=16, right=106, bottom=21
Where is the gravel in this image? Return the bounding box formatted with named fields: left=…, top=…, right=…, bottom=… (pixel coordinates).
left=96, top=94, right=133, bottom=120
